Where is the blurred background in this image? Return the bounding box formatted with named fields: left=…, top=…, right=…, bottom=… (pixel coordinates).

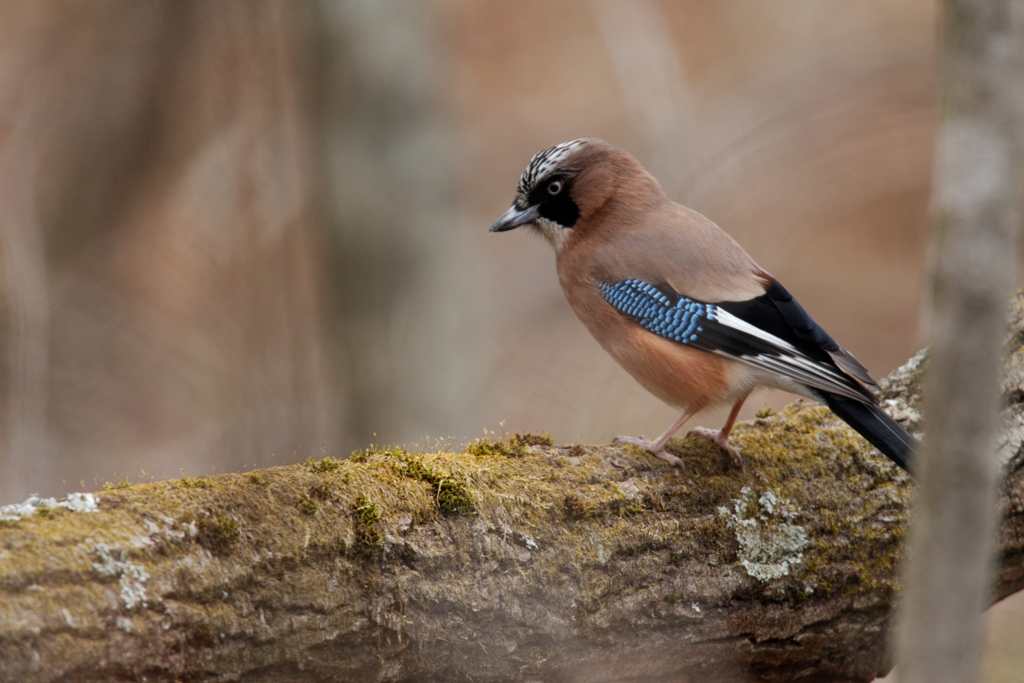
left=0, top=0, right=933, bottom=496
left=0, top=1, right=1019, bottom=678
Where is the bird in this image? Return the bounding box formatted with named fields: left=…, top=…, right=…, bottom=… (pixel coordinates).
left=490, top=138, right=916, bottom=473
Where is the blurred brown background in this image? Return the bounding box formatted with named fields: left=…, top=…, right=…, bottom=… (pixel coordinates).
left=0, top=1, right=1019, bottom=678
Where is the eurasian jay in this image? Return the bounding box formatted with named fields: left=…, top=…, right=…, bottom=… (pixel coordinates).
left=490, top=138, right=915, bottom=472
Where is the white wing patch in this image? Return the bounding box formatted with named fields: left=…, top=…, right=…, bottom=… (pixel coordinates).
left=712, top=308, right=799, bottom=353
left=711, top=308, right=870, bottom=402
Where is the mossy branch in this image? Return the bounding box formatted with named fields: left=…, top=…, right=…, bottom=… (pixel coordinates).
left=4, top=300, right=1024, bottom=683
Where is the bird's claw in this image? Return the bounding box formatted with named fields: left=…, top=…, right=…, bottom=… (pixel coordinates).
left=687, top=427, right=743, bottom=469
left=612, top=435, right=684, bottom=469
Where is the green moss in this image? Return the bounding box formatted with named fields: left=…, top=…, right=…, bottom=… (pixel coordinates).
left=296, top=496, right=319, bottom=516
left=396, top=456, right=434, bottom=482
left=434, top=479, right=476, bottom=515
left=309, top=480, right=335, bottom=501
left=305, top=455, right=342, bottom=473
left=103, top=478, right=132, bottom=490
left=195, top=514, right=240, bottom=555
left=354, top=495, right=381, bottom=525
left=248, top=472, right=268, bottom=485
left=563, top=493, right=596, bottom=520
left=308, top=536, right=347, bottom=556
left=353, top=495, right=382, bottom=549
left=181, top=476, right=216, bottom=489
left=465, top=440, right=504, bottom=457
left=466, top=433, right=553, bottom=458
left=349, top=445, right=408, bottom=463
left=390, top=453, right=476, bottom=515
left=35, top=506, right=55, bottom=518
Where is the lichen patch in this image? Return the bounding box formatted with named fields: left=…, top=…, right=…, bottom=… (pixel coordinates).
left=0, top=492, right=99, bottom=521
left=92, top=543, right=150, bottom=610
left=719, top=487, right=809, bottom=582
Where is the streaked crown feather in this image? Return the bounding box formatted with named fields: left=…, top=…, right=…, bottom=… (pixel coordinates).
left=517, top=139, right=587, bottom=196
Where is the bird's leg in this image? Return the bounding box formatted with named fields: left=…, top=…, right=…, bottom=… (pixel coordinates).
left=613, top=407, right=699, bottom=468
left=687, top=395, right=748, bottom=468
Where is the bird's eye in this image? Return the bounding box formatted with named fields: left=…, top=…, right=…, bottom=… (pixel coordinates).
left=546, top=179, right=563, bottom=195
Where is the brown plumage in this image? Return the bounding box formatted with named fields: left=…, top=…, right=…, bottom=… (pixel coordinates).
left=491, top=138, right=915, bottom=472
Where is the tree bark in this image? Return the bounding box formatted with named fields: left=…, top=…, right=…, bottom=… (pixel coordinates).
left=896, top=2, right=1024, bottom=682
left=3, top=296, right=1024, bottom=683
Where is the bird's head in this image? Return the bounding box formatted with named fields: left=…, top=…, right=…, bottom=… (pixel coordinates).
left=490, top=138, right=658, bottom=251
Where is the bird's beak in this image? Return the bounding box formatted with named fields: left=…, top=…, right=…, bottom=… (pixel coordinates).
left=490, top=204, right=540, bottom=232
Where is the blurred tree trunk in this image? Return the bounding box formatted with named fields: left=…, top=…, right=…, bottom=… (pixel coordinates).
left=896, top=2, right=1024, bottom=682
left=309, top=0, right=477, bottom=453
left=0, top=102, right=51, bottom=500
left=0, top=2, right=341, bottom=498
left=0, top=1, right=183, bottom=500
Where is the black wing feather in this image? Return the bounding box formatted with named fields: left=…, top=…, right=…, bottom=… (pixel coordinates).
left=717, top=280, right=838, bottom=360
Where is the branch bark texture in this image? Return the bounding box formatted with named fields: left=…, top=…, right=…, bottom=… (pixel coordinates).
left=4, top=297, right=1024, bottom=682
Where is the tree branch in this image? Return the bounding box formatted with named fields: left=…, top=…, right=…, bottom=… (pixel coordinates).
left=3, top=296, right=1024, bottom=683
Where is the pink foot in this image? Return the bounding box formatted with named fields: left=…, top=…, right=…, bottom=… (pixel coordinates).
left=612, top=435, right=684, bottom=469
left=687, top=427, right=743, bottom=468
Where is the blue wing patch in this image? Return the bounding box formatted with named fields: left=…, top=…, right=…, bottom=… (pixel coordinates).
left=598, top=278, right=877, bottom=403
left=597, top=280, right=717, bottom=344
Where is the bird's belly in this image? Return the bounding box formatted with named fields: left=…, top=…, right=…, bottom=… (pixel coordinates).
left=589, top=311, right=746, bottom=410
left=562, top=275, right=754, bottom=411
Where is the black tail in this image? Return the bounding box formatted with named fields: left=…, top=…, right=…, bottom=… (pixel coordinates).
left=820, top=393, right=916, bottom=473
